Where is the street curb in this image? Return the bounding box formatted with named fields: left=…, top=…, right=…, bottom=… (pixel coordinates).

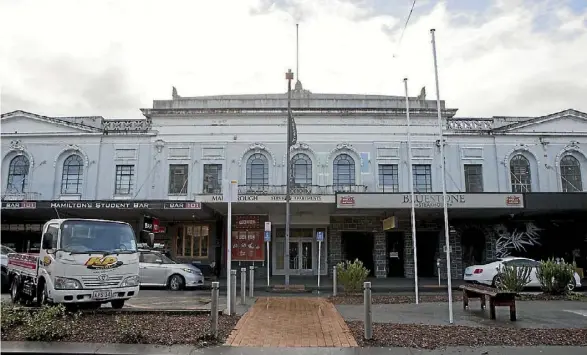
left=0, top=341, right=199, bottom=355
left=6, top=307, right=219, bottom=315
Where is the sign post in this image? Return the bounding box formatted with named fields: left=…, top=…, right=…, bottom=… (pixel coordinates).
left=264, top=222, right=272, bottom=287
left=224, top=180, right=238, bottom=315
left=316, top=231, right=324, bottom=289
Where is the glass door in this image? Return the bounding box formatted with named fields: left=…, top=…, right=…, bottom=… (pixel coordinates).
left=289, top=242, right=299, bottom=271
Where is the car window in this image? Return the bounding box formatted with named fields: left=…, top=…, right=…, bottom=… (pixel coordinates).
left=47, top=224, right=59, bottom=249
left=504, top=259, right=538, bottom=267
left=142, top=253, right=162, bottom=263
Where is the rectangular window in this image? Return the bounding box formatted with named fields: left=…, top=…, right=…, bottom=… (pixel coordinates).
left=412, top=164, right=432, bottom=193
left=203, top=164, right=222, bottom=194
left=168, top=164, right=188, bottom=195
left=176, top=225, right=209, bottom=258
left=378, top=164, right=399, bottom=192
left=464, top=164, right=484, bottom=192
left=114, top=165, right=134, bottom=195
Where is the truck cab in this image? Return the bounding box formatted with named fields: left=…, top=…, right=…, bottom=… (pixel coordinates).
left=9, top=218, right=142, bottom=309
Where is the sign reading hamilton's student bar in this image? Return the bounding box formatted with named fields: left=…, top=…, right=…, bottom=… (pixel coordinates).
left=336, top=193, right=524, bottom=209
left=1, top=200, right=202, bottom=210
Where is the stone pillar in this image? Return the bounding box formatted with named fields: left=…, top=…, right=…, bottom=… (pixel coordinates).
left=437, top=227, right=463, bottom=280
left=404, top=231, right=415, bottom=278
left=373, top=232, right=386, bottom=278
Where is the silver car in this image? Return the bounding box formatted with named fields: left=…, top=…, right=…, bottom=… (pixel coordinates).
left=138, top=250, right=204, bottom=290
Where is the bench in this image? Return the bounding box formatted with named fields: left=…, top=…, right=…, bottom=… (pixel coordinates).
left=459, top=285, right=517, bottom=321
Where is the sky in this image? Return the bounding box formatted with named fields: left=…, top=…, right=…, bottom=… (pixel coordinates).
left=0, top=0, right=586, bottom=119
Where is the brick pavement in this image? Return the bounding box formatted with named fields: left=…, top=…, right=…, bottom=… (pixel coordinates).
left=225, top=297, right=358, bottom=347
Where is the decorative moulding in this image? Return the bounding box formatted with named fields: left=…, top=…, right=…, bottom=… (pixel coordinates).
left=238, top=142, right=276, bottom=166
left=502, top=145, right=540, bottom=166
left=6, top=139, right=34, bottom=167
left=154, top=139, right=165, bottom=154
left=554, top=143, right=586, bottom=168
left=282, top=142, right=317, bottom=166
left=53, top=144, right=90, bottom=167
left=327, top=142, right=363, bottom=166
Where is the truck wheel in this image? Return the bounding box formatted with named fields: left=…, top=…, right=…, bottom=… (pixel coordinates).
left=111, top=300, right=125, bottom=309
left=10, top=277, right=21, bottom=304
left=37, top=281, right=49, bottom=306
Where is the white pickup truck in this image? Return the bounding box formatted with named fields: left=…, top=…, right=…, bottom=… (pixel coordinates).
left=7, top=218, right=144, bottom=309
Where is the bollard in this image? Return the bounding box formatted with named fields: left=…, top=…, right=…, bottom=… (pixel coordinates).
left=249, top=265, right=254, bottom=298
left=230, top=269, right=237, bottom=315
left=437, top=259, right=441, bottom=286
left=210, top=281, right=219, bottom=338
left=240, top=267, right=246, bottom=305
left=333, top=266, right=337, bottom=297
left=364, top=281, right=372, bottom=340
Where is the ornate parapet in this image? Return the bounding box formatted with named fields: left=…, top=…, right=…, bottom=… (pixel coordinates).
left=447, top=119, right=493, bottom=131
left=102, top=119, right=152, bottom=133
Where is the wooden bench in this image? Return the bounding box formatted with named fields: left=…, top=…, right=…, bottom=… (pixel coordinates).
left=459, top=285, right=518, bottom=321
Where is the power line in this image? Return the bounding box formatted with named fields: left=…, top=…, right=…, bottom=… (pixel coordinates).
left=393, top=0, right=418, bottom=58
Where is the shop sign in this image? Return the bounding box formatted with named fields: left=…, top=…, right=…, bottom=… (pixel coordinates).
left=336, top=193, right=525, bottom=209
left=234, top=215, right=262, bottom=230
left=2, top=200, right=201, bottom=210
left=49, top=201, right=151, bottom=209
left=1, top=201, right=36, bottom=209
left=197, top=194, right=334, bottom=203
left=163, top=202, right=201, bottom=209
left=382, top=216, right=396, bottom=230
left=143, top=216, right=160, bottom=233
left=231, top=230, right=264, bottom=261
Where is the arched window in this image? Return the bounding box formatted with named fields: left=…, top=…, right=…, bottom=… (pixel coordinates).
left=246, top=153, right=269, bottom=189
left=292, top=153, right=312, bottom=187
left=61, top=154, right=84, bottom=194
left=560, top=155, right=582, bottom=192
left=6, top=155, right=30, bottom=193
left=333, top=153, right=355, bottom=189
left=510, top=154, right=531, bottom=192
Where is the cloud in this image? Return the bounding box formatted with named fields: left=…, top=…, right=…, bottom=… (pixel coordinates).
left=0, top=0, right=586, bottom=118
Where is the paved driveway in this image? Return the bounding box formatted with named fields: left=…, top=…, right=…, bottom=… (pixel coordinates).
left=225, top=297, right=358, bottom=347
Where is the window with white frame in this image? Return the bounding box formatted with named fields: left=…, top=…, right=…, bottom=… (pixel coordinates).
left=246, top=153, right=268, bottom=190
left=114, top=165, right=134, bottom=195
left=61, top=154, right=84, bottom=195
left=6, top=155, right=30, bottom=193
left=333, top=154, right=355, bottom=189
left=292, top=153, right=312, bottom=187
left=378, top=164, right=398, bottom=192
left=203, top=164, right=222, bottom=194
left=168, top=164, right=188, bottom=195
left=463, top=164, right=483, bottom=192
left=510, top=154, right=531, bottom=192
left=560, top=155, right=582, bottom=192
left=412, top=164, right=432, bottom=192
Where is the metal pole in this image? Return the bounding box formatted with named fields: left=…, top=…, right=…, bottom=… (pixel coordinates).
left=431, top=28, right=454, bottom=324
left=437, top=259, right=441, bottom=286
left=317, top=240, right=321, bottom=289
left=285, top=69, right=293, bottom=286
left=210, top=281, right=219, bottom=338
left=240, top=267, right=246, bottom=305
left=266, top=241, right=270, bottom=287
left=230, top=269, right=237, bottom=315
left=249, top=265, right=254, bottom=298
left=404, top=78, right=419, bottom=305
left=333, top=266, right=337, bottom=296
left=226, top=181, right=233, bottom=315
left=364, top=281, right=372, bottom=340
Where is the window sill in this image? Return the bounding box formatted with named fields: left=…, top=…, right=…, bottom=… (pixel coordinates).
left=167, top=194, right=189, bottom=200
left=113, top=195, right=132, bottom=200
left=59, top=194, right=82, bottom=201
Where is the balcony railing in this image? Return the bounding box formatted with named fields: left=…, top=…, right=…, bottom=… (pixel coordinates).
left=237, top=184, right=367, bottom=195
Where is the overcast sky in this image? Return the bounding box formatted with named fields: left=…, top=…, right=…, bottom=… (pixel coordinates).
left=1, top=0, right=586, bottom=119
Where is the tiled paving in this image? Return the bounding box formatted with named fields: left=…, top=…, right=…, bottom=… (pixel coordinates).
left=225, top=297, right=358, bottom=347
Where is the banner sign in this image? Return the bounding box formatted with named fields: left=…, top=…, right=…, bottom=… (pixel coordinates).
left=336, top=193, right=525, bottom=209
left=1, top=200, right=201, bottom=210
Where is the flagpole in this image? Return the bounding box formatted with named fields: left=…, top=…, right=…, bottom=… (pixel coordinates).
left=285, top=69, right=294, bottom=286
left=430, top=28, right=453, bottom=324
left=404, top=78, right=419, bottom=304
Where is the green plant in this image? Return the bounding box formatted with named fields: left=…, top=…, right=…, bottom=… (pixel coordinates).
left=336, top=259, right=370, bottom=294
left=536, top=258, right=575, bottom=295
left=497, top=264, right=531, bottom=292
left=23, top=304, right=79, bottom=341
left=1, top=302, right=27, bottom=331
left=115, top=315, right=144, bottom=343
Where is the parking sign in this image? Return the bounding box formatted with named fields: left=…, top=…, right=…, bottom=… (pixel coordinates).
left=316, top=231, right=324, bottom=242
left=264, top=231, right=271, bottom=242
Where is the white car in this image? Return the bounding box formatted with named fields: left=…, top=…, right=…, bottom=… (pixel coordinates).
left=464, top=257, right=582, bottom=291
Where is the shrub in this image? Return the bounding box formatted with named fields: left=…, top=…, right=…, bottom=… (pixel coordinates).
left=23, top=304, right=79, bottom=341
left=536, top=258, right=575, bottom=295
left=1, top=302, right=27, bottom=331
left=497, top=264, right=531, bottom=292
left=336, top=259, right=370, bottom=294
left=115, top=315, right=144, bottom=343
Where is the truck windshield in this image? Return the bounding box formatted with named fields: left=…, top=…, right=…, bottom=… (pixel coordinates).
left=60, top=220, right=137, bottom=254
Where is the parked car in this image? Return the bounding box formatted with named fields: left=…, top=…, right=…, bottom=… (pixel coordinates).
left=464, top=256, right=582, bottom=291
left=138, top=249, right=204, bottom=290
left=1, top=245, right=16, bottom=293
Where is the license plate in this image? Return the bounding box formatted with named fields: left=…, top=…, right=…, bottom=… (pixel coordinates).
left=92, top=290, right=112, bottom=299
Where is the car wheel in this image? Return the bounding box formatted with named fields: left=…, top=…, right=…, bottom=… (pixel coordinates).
left=111, top=300, right=125, bottom=309
left=492, top=274, right=503, bottom=289
left=10, top=277, right=21, bottom=304
left=567, top=278, right=576, bottom=292
left=168, top=274, right=184, bottom=291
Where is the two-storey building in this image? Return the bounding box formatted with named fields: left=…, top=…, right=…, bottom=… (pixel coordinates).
left=2, top=85, right=586, bottom=281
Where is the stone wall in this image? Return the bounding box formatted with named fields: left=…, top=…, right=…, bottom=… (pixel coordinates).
left=328, top=216, right=387, bottom=278
left=435, top=228, right=463, bottom=280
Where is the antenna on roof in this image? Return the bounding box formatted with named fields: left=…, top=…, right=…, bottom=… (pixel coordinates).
left=296, top=23, right=299, bottom=83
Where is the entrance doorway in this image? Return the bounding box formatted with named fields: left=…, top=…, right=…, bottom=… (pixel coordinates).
left=341, top=232, right=375, bottom=276
left=416, top=231, right=438, bottom=277
left=288, top=240, right=314, bottom=274
left=273, top=228, right=318, bottom=276
left=461, top=228, right=486, bottom=267
left=386, top=231, right=404, bottom=277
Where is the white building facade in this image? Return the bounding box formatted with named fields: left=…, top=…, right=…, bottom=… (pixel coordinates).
left=2, top=86, right=587, bottom=280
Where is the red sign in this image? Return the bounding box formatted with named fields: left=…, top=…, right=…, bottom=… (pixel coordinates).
left=231, top=230, right=264, bottom=261
left=505, top=195, right=521, bottom=206
left=234, top=215, right=261, bottom=230
left=339, top=196, right=355, bottom=206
